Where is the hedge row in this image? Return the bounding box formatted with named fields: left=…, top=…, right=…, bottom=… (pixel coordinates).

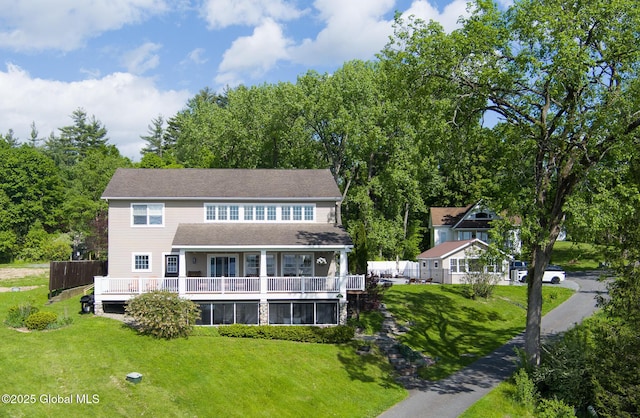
left=217, top=324, right=354, bottom=343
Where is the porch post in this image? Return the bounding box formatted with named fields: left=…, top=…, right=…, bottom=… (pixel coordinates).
left=179, top=249, right=187, bottom=277
left=93, top=276, right=103, bottom=315
left=259, top=250, right=269, bottom=325
left=339, top=250, right=348, bottom=287
left=178, top=249, right=186, bottom=296
left=338, top=250, right=348, bottom=325
left=259, top=250, right=268, bottom=295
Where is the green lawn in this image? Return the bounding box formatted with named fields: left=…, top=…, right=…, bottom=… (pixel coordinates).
left=459, top=380, right=534, bottom=418
left=383, top=284, right=574, bottom=380
left=1, top=274, right=406, bottom=418
left=1, top=270, right=575, bottom=417
left=551, top=241, right=607, bottom=271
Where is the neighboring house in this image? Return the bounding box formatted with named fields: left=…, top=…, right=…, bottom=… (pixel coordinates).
left=416, top=239, right=510, bottom=284
left=94, top=168, right=365, bottom=326
left=429, top=201, right=521, bottom=254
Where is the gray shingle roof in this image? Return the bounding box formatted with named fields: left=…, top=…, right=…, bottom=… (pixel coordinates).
left=172, top=223, right=353, bottom=247
left=102, top=168, right=341, bottom=200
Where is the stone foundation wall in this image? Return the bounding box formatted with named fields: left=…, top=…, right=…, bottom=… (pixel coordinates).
left=259, top=302, right=269, bottom=325
left=339, top=301, right=348, bottom=325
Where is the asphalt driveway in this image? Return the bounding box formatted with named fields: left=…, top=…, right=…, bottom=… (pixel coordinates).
left=379, top=271, right=608, bottom=418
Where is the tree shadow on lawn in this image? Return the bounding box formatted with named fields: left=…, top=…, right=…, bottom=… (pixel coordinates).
left=383, top=287, right=524, bottom=382
left=336, top=342, right=403, bottom=390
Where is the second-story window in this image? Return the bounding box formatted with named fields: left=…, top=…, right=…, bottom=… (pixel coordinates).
left=293, top=205, right=302, bottom=220
left=132, top=204, right=163, bottom=226
left=244, top=205, right=254, bottom=221
left=255, top=205, right=265, bottom=220
left=206, top=205, right=216, bottom=221
left=281, top=205, right=291, bottom=221
left=229, top=205, right=239, bottom=220
left=304, top=205, right=314, bottom=221
left=205, top=203, right=314, bottom=222
left=267, top=205, right=277, bottom=220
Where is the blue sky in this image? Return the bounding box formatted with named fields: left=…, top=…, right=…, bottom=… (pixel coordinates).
left=0, top=0, right=509, bottom=159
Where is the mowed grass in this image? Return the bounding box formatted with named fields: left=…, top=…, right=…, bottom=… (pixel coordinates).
left=459, top=379, right=534, bottom=418
left=551, top=241, right=607, bottom=271
left=383, top=284, right=574, bottom=380
left=1, top=275, right=406, bottom=418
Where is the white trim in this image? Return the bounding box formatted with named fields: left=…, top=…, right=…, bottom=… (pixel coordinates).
left=132, top=252, right=152, bottom=273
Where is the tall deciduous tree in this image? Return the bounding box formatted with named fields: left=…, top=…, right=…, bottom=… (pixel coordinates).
left=0, top=146, right=64, bottom=261
left=383, top=0, right=640, bottom=366
left=299, top=61, right=427, bottom=260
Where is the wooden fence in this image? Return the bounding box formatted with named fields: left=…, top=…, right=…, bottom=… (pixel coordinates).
left=49, top=260, right=108, bottom=298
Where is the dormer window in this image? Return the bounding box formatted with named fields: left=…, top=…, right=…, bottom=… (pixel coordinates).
left=204, top=203, right=314, bottom=222
left=475, top=212, right=489, bottom=219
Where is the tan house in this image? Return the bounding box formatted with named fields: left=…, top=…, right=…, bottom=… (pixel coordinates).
left=93, top=168, right=365, bottom=326
left=416, top=239, right=510, bottom=284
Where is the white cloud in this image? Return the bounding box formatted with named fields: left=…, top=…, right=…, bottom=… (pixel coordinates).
left=200, top=0, right=304, bottom=29
left=0, top=0, right=169, bottom=51
left=0, top=64, right=190, bottom=159
left=287, top=0, right=396, bottom=66
left=215, top=19, right=291, bottom=87
left=402, top=0, right=470, bottom=33
left=187, top=48, right=208, bottom=65
left=122, top=42, right=162, bottom=74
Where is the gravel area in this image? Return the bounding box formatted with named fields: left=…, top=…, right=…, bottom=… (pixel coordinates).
left=0, top=267, right=48, bottom=280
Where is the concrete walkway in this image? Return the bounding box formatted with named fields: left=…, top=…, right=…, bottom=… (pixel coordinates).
left=379, top=271, right=608, bottom=418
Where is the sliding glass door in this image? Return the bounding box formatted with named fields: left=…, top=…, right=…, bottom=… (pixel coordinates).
left=209, top=255, right=237, bottom=277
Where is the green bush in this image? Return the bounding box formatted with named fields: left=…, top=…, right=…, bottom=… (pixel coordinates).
left=25, top=311, right=58, bottom=330
left=217, top=324, right=354, bottom=344
left=5, top=303, right=39, bottom=328
left=126, top=291, right=200, bottom=339
left=462, top=270, right=498, bottom=299
left=536, top=397, right=575, bottom=418
left=513, top=368, right=538, bottom=409
left=533, top=325, right=594, bottom=409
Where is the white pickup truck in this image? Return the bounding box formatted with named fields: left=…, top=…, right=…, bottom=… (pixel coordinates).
left=514, top=265, right=566, bottom=284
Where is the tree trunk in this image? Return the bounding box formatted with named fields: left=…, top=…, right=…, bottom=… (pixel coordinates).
left=524, top=247, right=546, bottom=366
left=525, top=233, right=559, bottom=366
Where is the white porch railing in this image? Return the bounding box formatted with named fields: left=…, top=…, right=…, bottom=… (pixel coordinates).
left=96, top=274, right=365, bottom=296
left=185, top=277, right=260, bottom=293
left=346, top=275, right=365, bottom=291
left=267, top=276, right=339, bottom=292
left=99, top=277, right=179, bottom=294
